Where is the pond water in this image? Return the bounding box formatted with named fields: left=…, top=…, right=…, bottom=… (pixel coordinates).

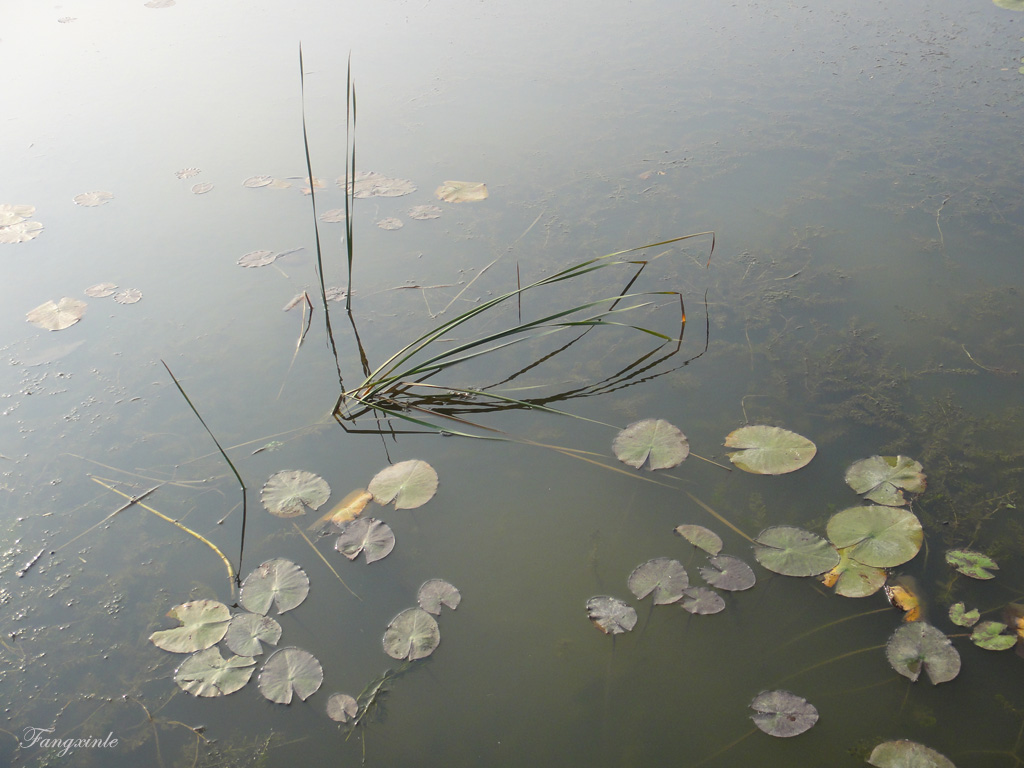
left=2, top=0, right=1023, bottom=765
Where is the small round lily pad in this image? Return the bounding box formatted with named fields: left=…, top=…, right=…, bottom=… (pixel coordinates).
left=753, top=526, right=839, bottom=577
left=723, top=425, right=816, bottom=475
left=613, top=419, right=689, bottom=470
left=586, top=596, right=637, bottom=634
left=368, top=459, right=438, bottom=509
left=383, top=608, right=440, bottom=660
left=261, top=470, right=331, bottom=518
left=749, top=690, right=818, bottom=737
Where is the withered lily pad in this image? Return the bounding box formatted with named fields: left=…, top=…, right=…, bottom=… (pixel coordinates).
left=826, top=506, right=922, bottom=568
left=27, top=298, right=87, bottom=331
left=435, top=180, right=488, bottom=203
left=680, top=587, right=725, bottom=615
left=261, top=470, right=331, bottom=517
left=409, top=204, right=442, bottom=220
left=586, top=596, right=637, bottom=634
left=948, top=602, right=980, bottom=628
left=258, top=647, right=323, bottom=704
left=628, top=558, right=688, bottom=604
left=342, top=171, right=416, bottom=198
left=723, top=425, right=816, bottom=474
left=945, top=549, right=998, bottom=580
left=0, top=220, right=44, bottom=243
left=243, top=175, right=273, bottom=188
left=326, top=693, right=358, bottom=723
left=85, top=282, right=117, bottom=298
left=674, top=524, right=722, bottom=555
left=239, top=558, right=310, bottom=616
left=971, top=621, right=1017, bottom=651
left=308, top=488, right=372, bottom=532
left=238, top=250, right=277, bottom=268
left=613, top=418, right=689, bottom=470
left=377, top=217, right=403, bottom=230
left=821, top=548, right=887, bottom=598
left=699, top=555, right=756, bottom=591
left=191, top=182, right=213, bottom=194
left=73, top=190, right=114, bottom=207
left=224, top=612, right=282, bottom=657
left=174, top=647, right=255, bottom=697
left=149, top=599, right=231, bottom=653
left=383, top=608, right=440, bottom=660
left=0, top=204, right=35, bottom=225
left=753, top=526, right=839, bottom=577
left=320, top=208, right=346, bottom=223
left=113, top=288, right=142, bottom=305
left=417, top=579, right=461, bottom=614
left=886, top=622, right=961, bottom=684
left=175, top=168, right=200, bottom=179
left=749, top=690, right=818, bottom=737
left=868, top=740, right=956, bottom=768
left=334, top=518, right=395, bottom=563
left=845, top=455, right=926, bottom=507
left=368, top=459, right=438, bottom=509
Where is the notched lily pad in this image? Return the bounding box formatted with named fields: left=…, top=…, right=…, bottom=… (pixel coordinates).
left=753, top=526, right=839, bottom=577
left=73, top=190, right=114, bottom=207
left=149, top=599, right=231, bottom=653
left=0, top=220, right=44, bottom=243
left=627, top=557, right=688, bottom=604
left=826, top=505, right=923, bottom=568
left=383, top=608, right=440, bottom=660
left=699, top=554, right=756, bottom=591
left=749, top=690, right=818, bottom=737
left=261, top=470, right=331, bottom=517
left=239, top=558, right=310, bottom=616
left=417, top=579, right=461, bottom=614
left=334, top=517, right=396, bottom=563
left=971, top=621, right=1017, bottom=651
left=368, top=459, right=438, bottom=509
left=0, top=203, right=35, bottom=225
left=114, top=288, right=142, bottom=305
left=674, top=524, right=722, bottom=555
left=886, top=622, right=961, bottom=684
left=27, top=298, right=87, bottom=331
left=948, top=602, right=979, bottom=628
left=258, top=647, right=324, bottom=704
left=174, top=647, right=255, bottom=697
left=945, top=549, right=998, bottom=580
left=613, top=419, right=689, bottom=470
left=723, top=425, right=816, bottom=475
left=327, top=693, right=359, bottom=723
left=868, top=740, right=956, bottom=768
left=821, top=547, right=887, bottom=598
left=224, top=612, right=282, bottom=657
left=680, top=587, right=725, bottom=615
left=845, top=455, right=926, bottom=506
left=586, top=596, right=637, bottom=634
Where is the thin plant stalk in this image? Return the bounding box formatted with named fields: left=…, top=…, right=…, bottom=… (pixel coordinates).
left=343, top=53, right=356, bottom=312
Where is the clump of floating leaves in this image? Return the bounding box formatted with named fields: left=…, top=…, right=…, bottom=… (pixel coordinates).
left=0, top=204, right=43, bottom=243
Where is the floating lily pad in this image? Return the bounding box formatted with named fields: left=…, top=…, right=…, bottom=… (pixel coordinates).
left=326, top=693, right=359, bottom=723
left=26, top=298, right=87, bottom=331
left=885, top=579, right=923, bottom=622
left=114, top=288, right=142, bottom=305
left=191, top=182, right=213, bottom=194
left=408, top=204, right=442, bottom=220
left=149, top=599, right=231, bottom=653
left=335, top=518, right=395, bottom=563
left=868, top=740, right=956, bottom=768
left=994, top=0, right=1024, bottom=9
left=261, top=470, right=331, bottom=517
left=144, top=0, right=176, bottom=8
left=826, top=506, right=923, bottom=568
left=238, top=250, right=277, bottom=268
left=175, top=168, right=200, bottom=179
left=243, top=175, right=273, bottom=188
left=0, top=220, right=43, bottom=243
left=239, top=558, right=310, bottom=616
left=73, top=190, right=114, bottom=207
left=971, top=621, right=1017, bottom=651
left=224, top=612, right=282, bottom=657
left=945, top=549, right=998, bottom=580
left=628, top=558, right=688, bottom=604
left=368, top=459, right=438, bottom=509
left=723, top=425, right=816, bottom=475
left=699, top=555, right=756, bottom=591
left=320, top=208, right=346, bottom=223
left=886, top=622, right=961, bottom=684
left=845, top=456, right=926, bottom=507
left=586, top=596, right=637, bottom=634
left=613, top=419, right=689, bottom=470
left=174, top=647, right=255, bottom=697
left=85, top=282, right=117, bottom=298
left=435, top=180, right=488, bottom=203
left=674, top=524, right=722, bottom=555
left=417, top=579, right=461, bottom=614
left=383, top=608, right=440, bottom=660
left=821, top=548, right=887, bottom=598
left=753, top=526, right=839, bottom=577
left=258, top=647, right=324, bottom=704
left=680, top=587, right=725, bottom=615
left=749, top=690, right=818, bottom=737
left=342, top=171, right=417, bottom=198
left=0, top=204, right=34, bottom=225
left=377, top=217, right=403, bottom=230
left=948, top=602, right=979, bottom=628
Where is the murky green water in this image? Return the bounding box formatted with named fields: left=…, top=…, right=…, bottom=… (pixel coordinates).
left=2, top=0, right=1023, bottom=765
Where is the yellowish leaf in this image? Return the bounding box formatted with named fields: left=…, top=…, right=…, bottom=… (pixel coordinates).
left=307, top=489, right=372, bottom=531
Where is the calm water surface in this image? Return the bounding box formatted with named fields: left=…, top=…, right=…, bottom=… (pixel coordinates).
left=1, top=0, right=1023, bottom=765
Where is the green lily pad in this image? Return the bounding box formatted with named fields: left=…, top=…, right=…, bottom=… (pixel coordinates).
left=368, top=459, right=438, bottom=509
left=994, top=0, right=1024, bottom=9
left=149, top=599, right=231, bottom=653
left=723, top=425, right=816, bottom=475
left=868, top=740, right=956, bottom=768
left=845, top=455, right=926, bottom=507
left=699, top=555, right=756, bottom=591
left=174, top=647, right=256, bottom=697
left=335, top=518, right=396, bottom=563
left=260, top=470, right=331, bottom=518
left=224, top=612, right=282, bottom=657
left=627, top=558, right=689, bottom=604
left=753, top=526, right=839, bottom=577
left=886, top=622, right=961, bottom=684
left=326, top=693, right=359, bottom=723
left=417, top=579, right=461, bottom=614
left=383, top=608, right=441, bottom=660
left=826, top=506, right=923, bottom=568
left=258, top=647, right=324, bottom=704
left=612, top=419, right=689, bottom=470
left=239, top=558, right=310, bottom=616
left=749, top=690, right=818, bottom=738
left=586, top=596, right=637, bottom=634
left=948, top=602, right=980, bottom=628
left=945, top=549, right=998, bottom=580
left=971, top=621, right=1017, bottom=651
left=680, top=587, right=725, bottom=615
left=674, top=524, right=722, bottom=555
left=820, top=547, right=887, bottom=598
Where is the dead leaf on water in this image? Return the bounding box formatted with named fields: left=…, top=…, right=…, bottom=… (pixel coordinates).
left=114, top=289, right=143, bottom=305
left=0, top=204, right=35, bottom=226
left=0, top=221, right=44, bottom=243
left=243, top=176, right=273, bottom=188
left=191, top=183, right=214, bottom=195
left=27, top=298, right=87, bottom=331
left=435, top=181, right=488, bottom=203
left=409, top=205, right=442, bottom=220
left=377, top=218, right=403, bottom=230
left=308, top=489, right=372, bottom=531
left=73, top=191, right=114, bottom=207
left=176, top=168, right=200, bottom=179
left=85, top=282, right=117, bottom=298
